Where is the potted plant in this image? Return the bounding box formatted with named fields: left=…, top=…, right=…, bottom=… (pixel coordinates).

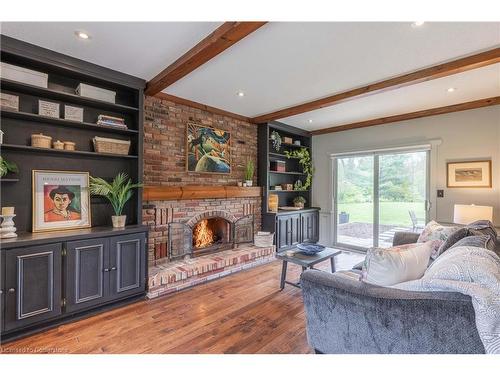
left=270, top=131, right=282, bottom=151
left=89, top=173, right=142, bottom=228
left=244, top=159, right=255, bottom=187
left=0, top=156, right=19, bottom=178
left=293, top=196, right=306, bottom=209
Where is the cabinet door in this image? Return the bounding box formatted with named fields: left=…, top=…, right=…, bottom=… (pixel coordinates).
left=1, top=251, right=5, bottom=332
left=301, top=212, right=319, bottom=243
left=4, top=244, right=62, bottom=332
left=109, top=233, right=146, bottom=299
left=66, top=238, right=109, bottom=313
left=276, top=216, right=291, bottom=251
left=290, top=214, right=301, bottom=247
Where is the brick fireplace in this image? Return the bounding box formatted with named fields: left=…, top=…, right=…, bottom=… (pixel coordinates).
left=142, top=95, right=274, bottom=298
left=143, top=196, right=261, bottom=264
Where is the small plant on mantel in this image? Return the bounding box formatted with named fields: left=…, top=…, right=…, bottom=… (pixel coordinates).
left=0, top=156, right=19, bottom=178
left=89, top=173, right=142, bottom=228
left=284, top=148, right=313, bottom=190
left=244, top=159, right=255, bottom=187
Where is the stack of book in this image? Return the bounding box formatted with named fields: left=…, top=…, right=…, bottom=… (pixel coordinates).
left=96, top=115, right=127, bottom=129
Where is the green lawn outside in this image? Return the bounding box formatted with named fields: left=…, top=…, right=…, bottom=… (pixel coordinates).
left=338, top=202, right=426, bottom=226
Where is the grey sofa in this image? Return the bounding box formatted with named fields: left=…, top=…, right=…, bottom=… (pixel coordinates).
left=301, top=232, right=486, bottom=354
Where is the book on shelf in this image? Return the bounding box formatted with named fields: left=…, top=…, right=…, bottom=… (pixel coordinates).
left=96, top=114, right=127, bottom=129
left=97, top=114, right=125, bottom=124
left=97, top=121, right=128, bottom=129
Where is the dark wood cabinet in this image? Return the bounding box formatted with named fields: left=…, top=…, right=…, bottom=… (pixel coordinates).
left=1, top=226, right=148, bottom=341
left=274, top=209, right=319, bottom=251
left=276, top=215, right=291, bottom=251
left=4, top=244, right=62, bottom=331
left=301, top=211, right=319, bottom=243
left=109, top=233, right=146, bottom=299
left=66, top=238, right=109, bottom=313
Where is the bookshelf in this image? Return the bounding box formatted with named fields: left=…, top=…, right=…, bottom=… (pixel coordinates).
left=0, top=35, right=145, bottom=233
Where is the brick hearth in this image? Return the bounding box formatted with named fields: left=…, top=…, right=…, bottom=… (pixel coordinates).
left=147, top=244, right=275, bottom=298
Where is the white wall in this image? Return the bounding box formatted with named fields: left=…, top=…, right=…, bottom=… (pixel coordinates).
left=312, top=106, right=500, bottom=244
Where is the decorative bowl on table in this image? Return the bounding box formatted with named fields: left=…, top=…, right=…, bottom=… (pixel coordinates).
left=296, top=243, right=325, bottom=255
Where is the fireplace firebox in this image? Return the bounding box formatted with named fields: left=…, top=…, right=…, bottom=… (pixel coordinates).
left=168, top=212, right=254, bottom=260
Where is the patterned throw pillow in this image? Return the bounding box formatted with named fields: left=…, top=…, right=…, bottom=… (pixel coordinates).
left=417, top=220, right=458, bottom=258
left=435, top=227, right=470, bottom=258
left=361, top=241, right=433, bottom=286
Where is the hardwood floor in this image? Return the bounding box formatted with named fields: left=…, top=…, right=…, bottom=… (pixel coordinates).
left=1, top=251, right=363, bottom=354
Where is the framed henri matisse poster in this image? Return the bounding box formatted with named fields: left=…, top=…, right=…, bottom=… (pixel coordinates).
left=447, top=160, right=492, bottom=188
left=186, top=122, right=231, bottom=174
left=32, top=170, right=91, bottom=232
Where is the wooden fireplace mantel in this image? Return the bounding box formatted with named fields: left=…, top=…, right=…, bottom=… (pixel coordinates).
left=143, top=185, right=262, bottom=201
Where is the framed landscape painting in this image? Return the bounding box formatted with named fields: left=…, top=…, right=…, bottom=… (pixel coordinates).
left=186, top=122, right=231, bottom=174
left=447, top=160, right=492, bottom=188
left=32, top=170, right=91, bottom=232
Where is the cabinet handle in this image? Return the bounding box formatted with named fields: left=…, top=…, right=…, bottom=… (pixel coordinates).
left=8, top=288, right=15, bottom=294
left=110, top=266, right=117, bottom=271
left=104, top=268, right=110, bottom=272
left=0, top=289, right=3, bottom=295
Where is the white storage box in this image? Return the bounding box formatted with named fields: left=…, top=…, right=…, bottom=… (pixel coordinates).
left=39, top=100, right=60, bottom=118
left=1, top=93, right=19, bottom=111
left=64, top=105, right=84, bottom=122
left=1, top=62, right=48, bottom=88
left=76, top=83, right=116, bottom=103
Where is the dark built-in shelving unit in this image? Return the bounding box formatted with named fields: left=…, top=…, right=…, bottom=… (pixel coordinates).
left=0, top=35, right=145, bottom=232
left=0, top=35, right=149, bottom=342
left=258, top=121, right=320, bottom=249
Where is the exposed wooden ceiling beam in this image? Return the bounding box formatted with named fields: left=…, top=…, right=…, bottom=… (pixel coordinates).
left=155, top=92, right=253, bottom=122
left=311, top=96, right=500, bottom=135
left=253, top=47, right=500, bottom=123
left=145, top=22, right=267, bottom=96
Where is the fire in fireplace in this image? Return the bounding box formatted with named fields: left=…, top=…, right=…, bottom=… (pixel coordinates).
left=167, top=212, right=255, bottom=260
left=193, top=218, right=230, bottom=250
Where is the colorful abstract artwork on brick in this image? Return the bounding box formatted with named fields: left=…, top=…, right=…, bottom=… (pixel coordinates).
left=186, top=122, right=231, bottom=174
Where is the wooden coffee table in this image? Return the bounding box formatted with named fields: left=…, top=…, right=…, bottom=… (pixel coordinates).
left=276, top=247, right=342, bottom=289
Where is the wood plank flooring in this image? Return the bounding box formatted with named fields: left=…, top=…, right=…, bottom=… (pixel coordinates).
left=1, top=251, right=363, bottom=354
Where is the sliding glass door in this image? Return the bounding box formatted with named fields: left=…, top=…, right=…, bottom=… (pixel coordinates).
left=334, top=149, right=429, bottom=250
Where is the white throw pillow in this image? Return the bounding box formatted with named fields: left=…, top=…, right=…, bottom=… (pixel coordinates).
left=361, top=241, right=433, bottom=286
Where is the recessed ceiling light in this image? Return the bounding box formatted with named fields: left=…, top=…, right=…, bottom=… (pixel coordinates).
left=236, top=91, right=245, bottom=97
left=412, top=21, right=425, bottom=27
left=75, top=31, right=90, bottom=40
left=308, top=119, right=313, bottom=124
left=447, top=87, right=457, bottom=93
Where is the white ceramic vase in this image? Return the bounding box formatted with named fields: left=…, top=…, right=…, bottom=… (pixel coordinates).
left=245, top=180, right=253, bottom=187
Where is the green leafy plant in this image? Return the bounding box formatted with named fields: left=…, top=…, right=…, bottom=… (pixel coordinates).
left=293, top=196, right=306, bottom=205
left=284, top=148, right=314, bottom=190
left=244, top=159, right=255, bottom=181
left=0, top=156, right=19, bottom=177
left=270, top=131, right=282, bottom=151
left=89, top=173, right=142, bottom=216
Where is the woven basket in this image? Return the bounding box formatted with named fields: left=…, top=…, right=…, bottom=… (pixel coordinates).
left=254, top=231, right=274, bottom=247
left=31, top=133, right=52, bottom=148
left=93, top=136, right=130, bottom=155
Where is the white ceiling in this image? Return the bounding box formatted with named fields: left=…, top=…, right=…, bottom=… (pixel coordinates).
left=164, top=22, right=500, bottom=117
left=282, top=63, right=500, bottom=130
left=0, top=22, right=222, bottom=79
left=1, top=22, right=499, bottom=131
